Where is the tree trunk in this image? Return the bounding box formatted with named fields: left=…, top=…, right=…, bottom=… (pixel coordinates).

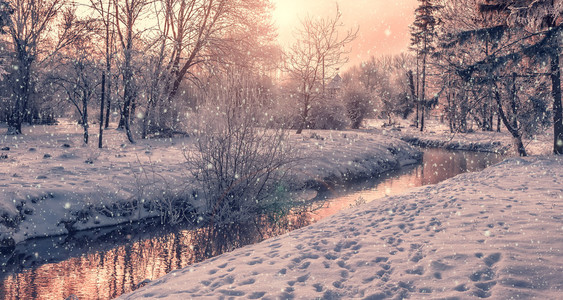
left=448, top=91, right=454, bottom=133
left=118, top=101, right=127, bottom=129
left=83, top=123, right=89, bottom=144
left=494, top=91, right=527, bottom=156
left=99, top=71, right=106, bottom=148
left=142, top=95, right=157, bottom=139
left=121, top=48, right=135, bottom=143
left=407, top=70, right=419, bottom=128
left=485, top=35, right=493, bottom=132
left=483, top=99, right=490, bottom=131
left=105, top=90, right=111, bottom=129
left=7, top=103, right=22, bottom=135
left=103, top=58, right=111, bottom=130
left=420, top=39, right=427, bottom=132
left=415, top=51, right=420, bottom=128
left=415, top=100, right=419, bottom=128
left=83, top=94, right=89, bottom=144
left=123, top=103, right=135, bottom=143
left=551, top=50, right=563, bottom=155
left=510, top=72, right=519, bottom=130
left=8, top=55, right=32, bottom=135
left=296, top=94, right=309, bottom=134
left=511, top=136, right=526, bottom=156
left=420, top=103, right=425, bottom=131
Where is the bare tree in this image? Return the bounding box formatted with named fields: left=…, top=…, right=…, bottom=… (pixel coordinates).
left=47, top=50, right=100, bottom=144
left=141, top=0, right=275, bottom=135
left=4, top=0, right=88, bottom=134
left=113, top=0, right=151, bottom=143
left=185, top=80, right=298, bottom=233
left=286, top=6, right=357, bottom=134
left=312, top=6, right=358, bottom=96
left=88, top=0, right=116, bottom=148
left=343, top=54, right=415, bottom=127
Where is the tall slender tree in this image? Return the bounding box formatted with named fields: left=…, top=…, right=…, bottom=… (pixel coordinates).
left=47, top=50, right=100, bottom=144
left=114, top=0, right=150, bottom=143
left=88, top=0, right=115, bottom=148
left=410, top=0, right=441, bottom=132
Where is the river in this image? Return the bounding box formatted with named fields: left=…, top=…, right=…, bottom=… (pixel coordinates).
left=0, top=148, right=502, bottom=300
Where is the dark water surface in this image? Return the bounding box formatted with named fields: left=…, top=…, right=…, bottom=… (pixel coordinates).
left=0, top=148, right=502, bottom=300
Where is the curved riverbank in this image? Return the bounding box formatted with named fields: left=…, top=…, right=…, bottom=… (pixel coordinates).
left=399, top=136, right=508, bottom=153
left=120, top=155, right=563, bottom=299
left=1, top=148, right=503, bottom=300
left=0, top=124, right=421, bottom=246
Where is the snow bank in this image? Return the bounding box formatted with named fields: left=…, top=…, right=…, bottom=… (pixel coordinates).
left=0, top=122, right=420, bottom=246
left=119, top=156, right=563, bottom=299
left=365, top=119, right=553, bottom=155
left=291, top=131, right=421, bottom=189
left=399, top=136, right=507, bottom=153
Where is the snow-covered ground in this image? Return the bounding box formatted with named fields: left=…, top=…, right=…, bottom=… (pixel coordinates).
left=365, top=118, right=553, bottom=155
left=0, top=121, right=421, bottom=246
left=119, top=155, right=563, bottom=299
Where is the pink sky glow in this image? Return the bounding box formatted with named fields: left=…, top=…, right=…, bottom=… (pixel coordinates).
left=272, top=0, right=418, bottom=68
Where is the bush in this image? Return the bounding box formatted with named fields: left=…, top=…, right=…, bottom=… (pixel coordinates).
left=131, top=157, right=195, bottom=225
left=307, top=98, right=349, bottom=130
left=344, top=91, right=371, bottom=129
left=186, top=103, right=298, bottom=229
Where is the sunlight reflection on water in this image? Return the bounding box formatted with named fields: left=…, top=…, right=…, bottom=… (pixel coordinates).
left=308, top=148, right=502, bottom=221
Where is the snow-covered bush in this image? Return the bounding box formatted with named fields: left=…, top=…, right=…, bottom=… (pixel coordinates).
left=130, top=156, right=196, bottom=225
left=307, top=97, right=349, bottom=130
left=185, top=92, right=298, bottom=233
left=184, top=75, right=302, bottom=251
left=344, top=90, right=371, bottom=129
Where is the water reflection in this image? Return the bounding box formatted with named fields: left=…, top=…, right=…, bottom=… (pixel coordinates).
left=309, top=148, right=502, bottom=221
left=0, top=148, right=502, bottom=300
left=0, top=223, right=194, bottom=300
left=0, top=216, right=310, bottom=300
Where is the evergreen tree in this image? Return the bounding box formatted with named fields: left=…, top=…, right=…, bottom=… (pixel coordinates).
left=476, top=0, right=563, bottom=154
left=410, top=0, right=441, bottom=132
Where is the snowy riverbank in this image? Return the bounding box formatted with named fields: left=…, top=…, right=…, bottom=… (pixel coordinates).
left=365, top=119, right=553, bottom=155
left=120, top=155, right=563, bottom=299
left=0, top=122, right=421, bottom=246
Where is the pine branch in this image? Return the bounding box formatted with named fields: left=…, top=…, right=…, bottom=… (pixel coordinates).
left=441, top=25, right=508, bottom=49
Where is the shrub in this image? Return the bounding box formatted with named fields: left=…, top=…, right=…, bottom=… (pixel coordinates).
left=186, top=102, right=298, bottom=229
left=307, top=97, right=349, bottom=130
left=344, top=90, right=371, bottom=129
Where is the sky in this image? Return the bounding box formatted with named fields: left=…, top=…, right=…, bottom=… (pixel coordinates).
left=272, top=0, right=418, bottom=69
